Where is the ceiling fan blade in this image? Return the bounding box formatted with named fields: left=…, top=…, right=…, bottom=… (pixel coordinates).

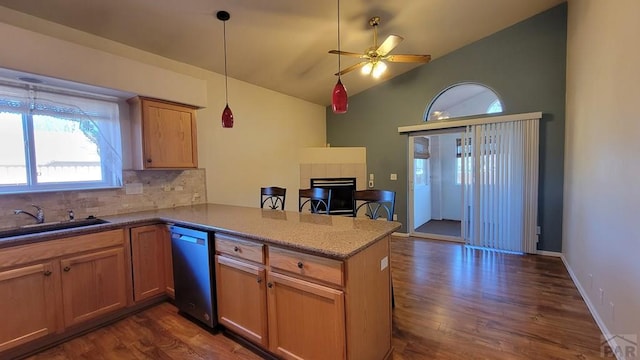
left=328, top=50, right=369, bottom=59
left=376, top=35, right=404, bottom=57
left=334, top=62, right=367, bottom=76
left=386, top=54, right=432, bottom=63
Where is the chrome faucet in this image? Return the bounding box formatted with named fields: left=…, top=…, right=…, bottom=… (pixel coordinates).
left=14, top=204, right=45, bottom=224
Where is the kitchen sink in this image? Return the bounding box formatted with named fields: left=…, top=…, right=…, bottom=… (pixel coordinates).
left=0, top=217, right=110, bottom=239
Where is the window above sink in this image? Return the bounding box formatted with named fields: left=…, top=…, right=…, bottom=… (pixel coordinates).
left=0, top=74, right=123, bottom=194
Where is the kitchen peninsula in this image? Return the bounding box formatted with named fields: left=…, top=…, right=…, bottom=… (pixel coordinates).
left=0, top=204, right=400, bottom=360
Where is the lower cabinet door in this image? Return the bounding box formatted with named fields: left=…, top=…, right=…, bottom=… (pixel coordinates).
left=131, top=225, right=166, bottom=302
left=0, top=262, right=57, bottom=352
left=267, top=272, right=346, bottom=360
left=215, top=255, right=268, bottom=347
left=60, top=247, right=127, bottom=327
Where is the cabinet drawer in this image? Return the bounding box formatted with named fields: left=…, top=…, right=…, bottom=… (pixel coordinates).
left=269, top=246, right=343, bottom=287
left=0, top=229, right=124, bottom=269
left=215, top=234, right=265, bottom=264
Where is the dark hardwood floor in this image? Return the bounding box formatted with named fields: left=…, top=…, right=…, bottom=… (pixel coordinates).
left=26, top=237, right=604, bottom=360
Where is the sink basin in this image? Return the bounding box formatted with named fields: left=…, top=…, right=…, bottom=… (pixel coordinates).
left=0, top=218, right=110, bottom=239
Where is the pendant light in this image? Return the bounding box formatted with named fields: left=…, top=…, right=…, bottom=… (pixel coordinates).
left=218, top=10, right=234, bottom=128
left=331, top=0, right=348, bottom=114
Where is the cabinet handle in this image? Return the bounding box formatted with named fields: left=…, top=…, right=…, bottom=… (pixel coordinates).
left=43, top=270, right=52, bottom=276
left=257, top=277, right=262, bottom=284
left=297, top=261, right=304, bottom=269
left=233, top=246, right=240, bottom=252
left=146, top=158, right=152, bottom=163
left=267, top=282, right=273, bottom=288
left=63, top=266, right=71, bottom=272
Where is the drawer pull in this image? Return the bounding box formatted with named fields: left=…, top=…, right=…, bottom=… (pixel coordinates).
left=234, top=246, right=240, bottom=252
left=257, top=277, right=262, bottom=284
left=63, top=266, right=71, bottom=272
left=43, top=270, right=52, bottom=276
left=267, top=282, right=273, bottom=288
left=297, top=261, right=304, bottom=269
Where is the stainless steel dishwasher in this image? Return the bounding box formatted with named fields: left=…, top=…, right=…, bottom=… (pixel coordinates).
left=169, top=225, right=217, bottom=328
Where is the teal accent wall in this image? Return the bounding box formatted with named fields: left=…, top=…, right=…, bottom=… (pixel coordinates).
left=326, top=3, right=567, bottom=252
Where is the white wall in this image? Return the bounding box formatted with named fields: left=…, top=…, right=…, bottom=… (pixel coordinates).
left=565, top=0, right=640, bottom=340
left=0, top=9, right=326, bottom=212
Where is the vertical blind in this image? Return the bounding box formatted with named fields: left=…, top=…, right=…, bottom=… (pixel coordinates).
left=462, top=118, right=539, bottom=253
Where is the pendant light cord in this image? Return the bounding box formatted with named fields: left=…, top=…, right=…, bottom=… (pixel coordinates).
left=337, top=0, right=341, bottom=79
left=223, top=20, right=229, bottom=104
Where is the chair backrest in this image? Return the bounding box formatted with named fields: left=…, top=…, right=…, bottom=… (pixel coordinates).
left=353, top=189, right=396, bottom=221
left=261, top=187, right=286, bottom=210
left=299, top=188, right=332, bottom=215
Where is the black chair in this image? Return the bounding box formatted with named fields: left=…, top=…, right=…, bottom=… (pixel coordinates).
left=260, top=187, right=286, bottom=210
left=299, top=188, right=332, bottom=214
left=353, top=189, right=397, bottom=308
left=352, top=189, right=396, bottom=221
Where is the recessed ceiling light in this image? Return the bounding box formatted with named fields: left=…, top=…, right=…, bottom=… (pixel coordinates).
left=18, top=77, right=43, bottom=84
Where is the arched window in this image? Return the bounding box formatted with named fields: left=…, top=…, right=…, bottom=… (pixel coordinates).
left=425, top=83, right=503, bottom=121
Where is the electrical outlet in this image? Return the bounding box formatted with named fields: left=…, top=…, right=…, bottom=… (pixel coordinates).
left=368, top=180, right=374, bottom=188
left=393, top=214, right=398, bottom=221
left=369, top=173, right=374, bottom=180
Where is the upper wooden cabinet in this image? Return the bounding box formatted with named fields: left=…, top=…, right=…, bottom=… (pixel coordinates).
left=129, top=97, right=199, bottom=169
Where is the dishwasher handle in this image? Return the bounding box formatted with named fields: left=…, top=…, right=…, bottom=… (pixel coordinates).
left=171, top=232, right=205, bottom=245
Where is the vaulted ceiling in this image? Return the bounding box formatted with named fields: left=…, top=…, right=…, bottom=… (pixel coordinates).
left=0, top=0, right=564, bottom=106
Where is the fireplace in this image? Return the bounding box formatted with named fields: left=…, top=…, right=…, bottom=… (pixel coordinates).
left=310, top=177, right=356, bottom=216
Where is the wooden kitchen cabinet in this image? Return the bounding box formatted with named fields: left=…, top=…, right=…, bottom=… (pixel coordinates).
left=267, top=271, right=345, bottom=360
left=130, top=224, right=167, bottom=302
left=0, top=229, right=129, bottom=356
left=214, top=234, right=392, bottom=360
left=129, top=96, right=199, bottom=170
left=215, top=255, right=269, bottom=347
left=60, top=247, right=127, bottom=327
left=0, top=262, right=58, bottom=352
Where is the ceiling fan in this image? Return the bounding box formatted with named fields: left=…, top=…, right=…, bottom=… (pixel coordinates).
left=329, top=16, right=431, bottom=78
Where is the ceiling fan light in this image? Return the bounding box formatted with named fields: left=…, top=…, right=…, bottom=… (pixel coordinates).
left=372, top=61, right=387, bottom=78
left=361, top=62, right=373, bottom=75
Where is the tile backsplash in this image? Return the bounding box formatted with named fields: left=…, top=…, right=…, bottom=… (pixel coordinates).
left=0, top=169, right=206, bottom=230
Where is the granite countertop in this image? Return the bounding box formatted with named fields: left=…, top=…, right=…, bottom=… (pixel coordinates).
left=0, top=204, right=401, bottom=259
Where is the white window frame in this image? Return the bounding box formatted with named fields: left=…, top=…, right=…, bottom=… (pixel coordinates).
left=0, top=83, right=123, bottom=194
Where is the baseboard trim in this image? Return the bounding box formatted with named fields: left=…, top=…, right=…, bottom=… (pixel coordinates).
left=410, top=232, right=465, bottom=243
left=391, top=232, right=409, bottom=238
left=560, top=255, right=621, bottom=360
left=536, top=250, right=563, bottom=257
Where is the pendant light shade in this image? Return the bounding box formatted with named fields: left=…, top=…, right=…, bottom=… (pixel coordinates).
left=332, top=79, right=348, bottom=113
left=218, top=10, right=234, bottom=128
left=331, top=0, right=348, bottom=114
left=222, top=104, right=233, bottom=128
